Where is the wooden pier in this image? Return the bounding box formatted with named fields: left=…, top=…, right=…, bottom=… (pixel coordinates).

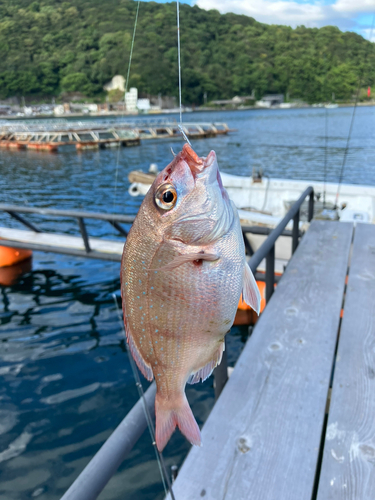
left=167, top=221, right=375, bottom=500
left=0, top=121, right=230, bottom=152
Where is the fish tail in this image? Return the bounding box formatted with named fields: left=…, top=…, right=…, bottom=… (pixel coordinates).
left=155, top=392, right=201, bottom=451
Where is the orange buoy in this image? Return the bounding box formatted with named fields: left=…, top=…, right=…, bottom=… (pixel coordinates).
left=0, top=258, right=32, bottom=286
left=0, top=245, right=32, bottom=268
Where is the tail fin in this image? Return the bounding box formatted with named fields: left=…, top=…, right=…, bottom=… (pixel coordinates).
left=155, top=392, right=201, bottom=451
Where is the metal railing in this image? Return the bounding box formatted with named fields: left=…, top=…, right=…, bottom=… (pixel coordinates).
left=214, top=186, right=314, bottom=397
left=0, top=194, right=311, bottom=264
left=55, top=187, right=314, bottom=500
left=0, top=204, right=134, bottom=261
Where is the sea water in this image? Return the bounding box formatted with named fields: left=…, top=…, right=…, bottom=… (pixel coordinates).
left=0, top=106, right=374, bottom=499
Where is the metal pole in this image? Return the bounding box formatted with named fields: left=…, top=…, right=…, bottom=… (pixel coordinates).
left=265, top=245, right=275, bottom=303
left=7, top=210, right=41, bottom=232
left=292, top=210, right=300, bottom=254
left=0, top=203, right=135, bottom=223
left=214, top=338, right=228, bottom=400
left=171, top=465, right=178, bottom=482
left=308, top=191, right=314, bottom=222
left=60, top=382, right=156, bottom=500
left=0, top=238, right=122, bottom=262
left=108, top=220, right=128, bottom=237
left=77, top=217, right=91, bottom=253
left=242, top=231, right=254, bottom=256
left=248, top=187, right=313, bottom=275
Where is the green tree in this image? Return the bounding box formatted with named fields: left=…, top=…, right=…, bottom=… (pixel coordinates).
left=0, top=0, right=373, bottom=103
left=61, top=72, right=90, bottom=92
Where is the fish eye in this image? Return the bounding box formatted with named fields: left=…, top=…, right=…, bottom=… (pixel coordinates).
left=155, top=183, right=177, bottom=211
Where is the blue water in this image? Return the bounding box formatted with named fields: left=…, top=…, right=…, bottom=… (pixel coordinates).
left=0, top=106, right=374, bottom=500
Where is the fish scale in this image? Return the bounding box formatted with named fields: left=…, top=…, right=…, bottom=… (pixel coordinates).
left=121, top=144, right=260, bottom=451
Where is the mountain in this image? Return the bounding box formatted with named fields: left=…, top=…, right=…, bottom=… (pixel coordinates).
left=0, top=0, right=373, bottom=103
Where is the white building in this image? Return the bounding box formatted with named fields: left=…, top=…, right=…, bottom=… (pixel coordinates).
left=256, top=94, right=284, bottom=108
left=53, top=105, right=65, bottom=116
left=104, top=75, right=125, bottom=92
left=137, top=98, right=150, bottom=112
left=125, top=87, right=138, bottom=112
left=255, top=100, right=272, bottom=108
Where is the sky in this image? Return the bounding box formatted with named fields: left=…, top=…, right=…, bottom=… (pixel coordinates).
left=146, top=0, right=375, bottom=41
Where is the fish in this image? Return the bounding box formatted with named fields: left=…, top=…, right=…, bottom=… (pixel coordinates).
left=121, top=144, right=260, bottom=451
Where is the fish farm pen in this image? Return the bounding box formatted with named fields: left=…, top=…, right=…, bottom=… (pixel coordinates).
left=1, top=189, right=374, bottom=499
left=0, top=121, right=231, bottom=152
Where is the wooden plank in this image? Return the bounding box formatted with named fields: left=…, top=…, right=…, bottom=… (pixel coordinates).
left=0, top=228, right=124, bottom=255
left=316, top=223, right=375, bottom=500
left=168, top=221, right=353, bottom=500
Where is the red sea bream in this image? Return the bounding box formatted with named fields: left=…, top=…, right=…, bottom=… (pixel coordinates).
left=121, top=144, right=260, bottom=451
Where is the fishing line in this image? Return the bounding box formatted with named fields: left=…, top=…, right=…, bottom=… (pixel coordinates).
left=112, top=295, right=177, bottom=500
left=177, top=0, right=182, bottom=125
left=112, top=0, right=141, bottom=219
left=335, top=13, right=375, bottom=206
left=110, top=4, right=176, bottom=497
left=125, top=1, right=141, bottom=98
left=323, top=107, right=328, bottom=209
left=322, top=52, right=328, bottom=209
left=176, top=0, right=192, bottom=146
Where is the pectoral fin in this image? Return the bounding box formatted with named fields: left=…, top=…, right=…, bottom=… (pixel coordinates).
left=243, top=261, right=261, bottom=315
left=155, top=252, right=219, bottom=272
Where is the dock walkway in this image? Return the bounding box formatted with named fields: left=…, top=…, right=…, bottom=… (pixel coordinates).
left=0, top=121, right=230, bottom=152
left=168, top=221, right=375, bottom=500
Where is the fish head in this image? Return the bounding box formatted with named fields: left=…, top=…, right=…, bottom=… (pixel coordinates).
left=146, top=144, right=234, bottom=244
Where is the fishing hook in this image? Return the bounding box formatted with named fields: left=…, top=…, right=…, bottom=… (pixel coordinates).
left=178, top=124, right=192, bottom=146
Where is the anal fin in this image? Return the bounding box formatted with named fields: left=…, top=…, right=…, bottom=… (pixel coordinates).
left=125, top=321, right=153, bottom=382
left=243, top=261, right=261, bottom=315
left=187, top=341, right=225, bottom=384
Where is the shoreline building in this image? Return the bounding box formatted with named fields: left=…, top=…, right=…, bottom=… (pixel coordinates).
left=125, top=88, right=138, bottom=112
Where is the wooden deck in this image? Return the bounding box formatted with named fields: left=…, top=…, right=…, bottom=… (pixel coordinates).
left=168, top=221, right=375, bottom=500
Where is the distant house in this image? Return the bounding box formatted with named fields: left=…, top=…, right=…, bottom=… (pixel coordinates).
left=125, top=88, right=138, bottom=112
left=137, top=98, right=150, bottom=112
left=256, top=94, right=284, bottom=107
left=210, top=95, right=253, bottom=106
left=0, top=105, right=11, bottom=115
left=104, top=75, right=125, bottom=93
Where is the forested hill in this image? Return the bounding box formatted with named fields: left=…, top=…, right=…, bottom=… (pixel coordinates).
left=0, top=0, right=374, bottom=103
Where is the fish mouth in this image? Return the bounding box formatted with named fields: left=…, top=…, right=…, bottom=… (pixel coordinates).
left=180, top=144, right=227, bottom=200
left=180, top=144, right=216, bottom=177
left=180, top=144, right=205, bottom=175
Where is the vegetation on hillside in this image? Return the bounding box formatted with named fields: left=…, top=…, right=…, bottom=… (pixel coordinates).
left=0, top=0, right=374, bottom=104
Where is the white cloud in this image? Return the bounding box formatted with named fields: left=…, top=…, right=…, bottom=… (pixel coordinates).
left=361, top=27, right=375, bottom=41
left=195, top=0, right=375, bottom=33
left=334, top=0, right=375, bottom=14
left=195, top=0, right=326, bottom=27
